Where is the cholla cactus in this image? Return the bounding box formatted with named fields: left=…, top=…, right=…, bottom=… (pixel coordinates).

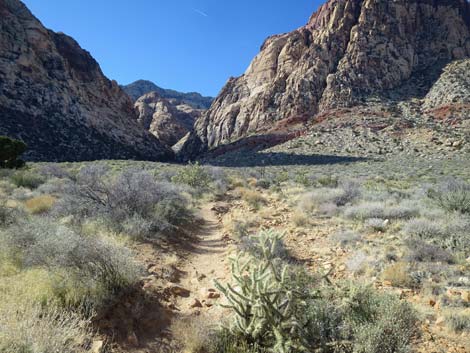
left=215, top=230, right=308, bottom=353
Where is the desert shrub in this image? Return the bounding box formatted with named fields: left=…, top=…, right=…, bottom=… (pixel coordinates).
left=365, top=218, right=388, bottom=232
left=54, top=166, right=192, bottom=238
left=381, top=262, right=414, bottom=288
left=292, top=212, right=309, bottom=227
left=403, top=218, right=444, bottom=239
left=173, top=317, right=214, bottom=353
left=2, top=218, right=141, bottom=305
left=0, top=136, right=27, bottom=169
left=446, top=312, right=470, bottom=333
left=299, top=183, right=360, bottom=213
left=172, top=162, right=212, bottom=195
left=0, top=202, right=22, bottom=228
left=352, top=295, right=418, bottom=353
left=428, top=178, right=470, bottom=214
left=344, top=202, right=386, bottom=220
left=344, top=202, right=418, bottom=221
left=10, top=171, right=45, bottom=189
left=404, top=217, right=470, bottom=256
left=331, top=230, right=363, bottom=247
left=316, top=175, right=338, bottom=187
left=25, top=195, right=56, bottom=214
left=236, top=188, right=266, bottom=209
left=405, top=239, right=454, bottom=263
left=345, top=251, right=371, bottom=275
left=0, top=301, right=90, bottom=353
left=38, top=164, right=70, bottom=179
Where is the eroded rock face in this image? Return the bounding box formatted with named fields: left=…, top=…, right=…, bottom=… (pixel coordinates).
left=134, top=92, right=202, bottom=147
left=183, top=0, right=470, bottom=157
left=0, top=0, right=173, bottom=161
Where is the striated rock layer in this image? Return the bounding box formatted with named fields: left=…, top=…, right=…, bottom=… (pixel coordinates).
left=0, top=0, right=173, bottom=161
left=181, top=0, right=470, bottom=158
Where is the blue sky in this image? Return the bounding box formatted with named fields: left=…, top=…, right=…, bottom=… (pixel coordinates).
left=22, top=0, right=321, bottom=97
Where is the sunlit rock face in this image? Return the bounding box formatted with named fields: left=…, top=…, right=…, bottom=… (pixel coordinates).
left=179, top=0, right=470, bottom=158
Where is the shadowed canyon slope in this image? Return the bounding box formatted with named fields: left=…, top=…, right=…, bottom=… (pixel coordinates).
left=179, top=0, right=470, bottom=158
left=0, top=0, right=173, bottom=162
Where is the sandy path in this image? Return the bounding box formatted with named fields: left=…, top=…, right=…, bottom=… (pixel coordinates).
left=173, top=202, right=231, bottom=317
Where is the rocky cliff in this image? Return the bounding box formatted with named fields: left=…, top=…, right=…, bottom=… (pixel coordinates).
left=134, top=91, right=202, bottom=147
left=0, top=0, right=173, bottom=162
left=122, top=80, right=213, bottom=109
left=181, top=0, right=470, bottom=158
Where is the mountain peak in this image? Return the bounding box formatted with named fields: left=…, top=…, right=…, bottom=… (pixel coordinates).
left=122, top=80, right=213, bottom=109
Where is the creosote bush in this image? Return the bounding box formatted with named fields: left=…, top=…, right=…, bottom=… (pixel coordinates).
left=172, top=162, right=213, bottom=196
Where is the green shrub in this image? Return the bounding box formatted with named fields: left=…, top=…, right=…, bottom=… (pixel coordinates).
left=0, top=136, right=27, bottom=169
left=172, top=162, right=213, bottom=195
left=352, top=295, right=418, bottom=353
left=10, top=171, right=45, bottom=189
left=428, top=178, right=470, bottom=214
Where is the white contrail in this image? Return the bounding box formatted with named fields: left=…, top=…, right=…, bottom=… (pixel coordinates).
left=192, top=8, right=208, bottom=17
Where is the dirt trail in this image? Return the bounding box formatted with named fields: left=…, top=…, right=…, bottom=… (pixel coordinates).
left=173, top=202, right=232, bottom=317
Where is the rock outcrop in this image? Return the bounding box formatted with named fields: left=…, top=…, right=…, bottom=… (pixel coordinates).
left=181, top=0, right=470, bottom=158
left=0, top=0, right=173, bottom=162
left=134, top=92, right=202, bottom=147
left=122, top=80, right=213, bottom=109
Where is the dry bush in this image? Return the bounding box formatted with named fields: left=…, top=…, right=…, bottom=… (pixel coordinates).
left=292, top=212, right=309, bottom=227
left=25, top=195, right=56, bottom=214
left=1, top=217, right=141, bottom=308
left=235, top=187, right=267, bottom=209
left=0, top=301, right=90, bottom=353
left=54, top=165, right=192, bottom=239
left=172, top=317, right=212, bottom=353
left=381, top=262, right=414, bottom=288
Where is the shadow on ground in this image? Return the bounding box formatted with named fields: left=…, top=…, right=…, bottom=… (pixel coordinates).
left=201, top=152, right=369, bottom=167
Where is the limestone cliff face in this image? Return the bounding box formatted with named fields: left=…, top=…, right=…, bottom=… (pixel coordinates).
left=0, top=0, right=173, bottom=161
left=182, top=0, right=470, bottom=157
left=134, top=92, right=201, bottom=147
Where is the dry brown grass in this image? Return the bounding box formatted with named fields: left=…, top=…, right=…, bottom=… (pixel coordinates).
left=234, top=187, right=266, bottom=209
left=292, top=212, right=309, bottom=227
left=25, top=195, right=56, bottom=214
left=381, top=262, right=413, bottom=288
left=172, top=317, right=211, bottom=353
